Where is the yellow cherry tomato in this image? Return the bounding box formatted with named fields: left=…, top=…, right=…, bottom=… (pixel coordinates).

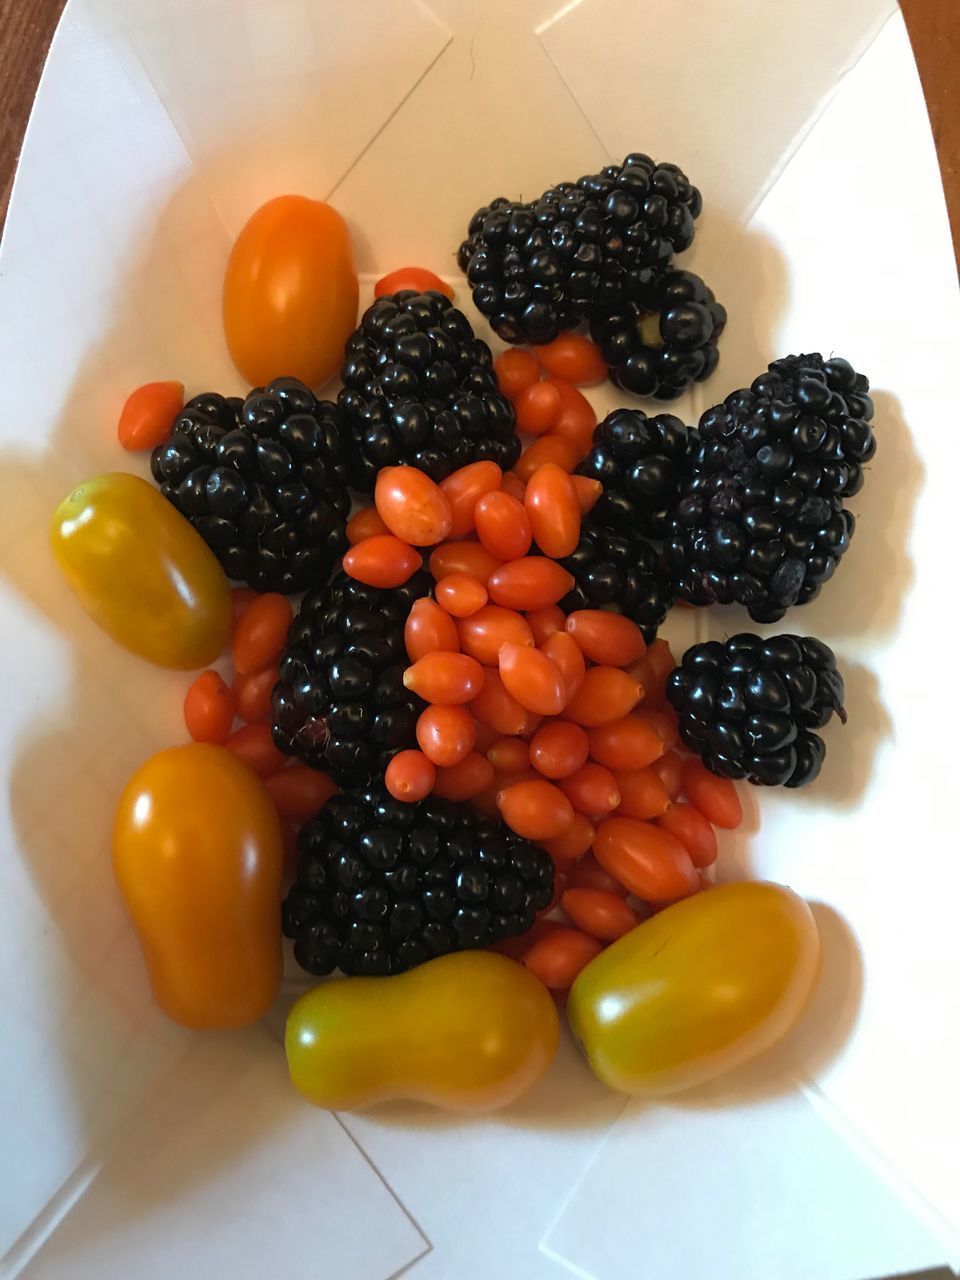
left=51, top=473, right=231, bottom=669
left=567, top=881, right=820, bottom=1096
left=223, top=195, right=358, bottom=388
left=286, top=950, right=559, bottom=1112
left=113, top=744, right=283, bottom=1029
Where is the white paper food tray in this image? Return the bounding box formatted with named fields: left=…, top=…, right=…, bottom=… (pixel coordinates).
left=1, top=1, right=958, bottom=1277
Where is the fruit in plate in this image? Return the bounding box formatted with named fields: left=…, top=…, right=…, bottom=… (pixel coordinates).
left=51, top=473, right=231, bottom=668
left=222, top=194, right=358, bottom=388
left=285, top=950, right=559, bottom=1111
left=112, top=744, right=283, bottom=1028
left=567, top=881, right=820, bottom=1096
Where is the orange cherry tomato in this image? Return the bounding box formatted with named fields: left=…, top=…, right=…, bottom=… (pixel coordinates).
left=515, top=381, right=562, bottom=435
left=681, top=759, right=743, bottom=829
left=499, top=643, right=566, bottom=716
left=473, top=490, right=533, bottom=561
left=563, top=667, right=644, bottom=727
left=374, top=266, right=454, bottom=299
left=524, top=927, right=603, bottom=990
left=565, top=610, right=647, bottom=665
left=265, top=765, right=338, bottom=820
left=226, top=721, right=289, bottom=777
left=435, top=573, right=488, bottom=618
left=416, top=704, right=478, bottom=768
left=614, top=767, right=672, bottom=821
left=487, top=737, right=531, bottom=776
left=429, top=540, right=503, bottom=585
left=404, top=597, right=460, bottom=662
left=117, top=380, right=184, bottom=451
left=344, top=535, right=422, bottom=587
left=497, top=778, right=574, bottom=841
left=567, top=855, right=630, bottom=898
left=404, top=652, right=485, bottom=705
left=571, top=475, right=603, bottom=514
left=526, top=605, right=566, bottom=647
left=457, top=605, right=534, bottom=666
left=524, top=463, right=581, bottom=558
left=540, top=632, right=586, bottom=703
left=470, top=670, right=535, bottom=736
left=385, top=750, right=437, bottom=803
left=223, top=195, right=358, bottom=388
left=588, top=716, right=665, bottom=771
left=440, top=461, right=503, bottom=537
left=432, top=752, right=495, bottom=801
left=651, top=750, right=684, bottom=800
left=233, top=665, right=279, bottom=724
left=232, top=592, right=293, bottom=676
left=634, top=707, right=680, bottom=750
left=184, top=670, right=235, bottom=744
left=657, top=802, right=718, bottom=868
left=544, top=814, right=596, bottom=865
left=231, top=586, right=258, bottom=629
left=529, top=720, right=589, bottom=779
left=514, top=435, right=580, bottom=483
left=537, top=334, right=607, bottom=385
left=500, top=472, right=527, bottom=502
left=346, top=505, right=389, bottom=545
left=488, top=558, right=575, bottom=611
left=494, top=348, right=540, bottom=400
left=560, top=763, right=622, bottom=817
left=375, top=466, right=453, bottom=546
left=594, top=817, right=699, bottom=902
left=562, top=888, right=637, bottom=942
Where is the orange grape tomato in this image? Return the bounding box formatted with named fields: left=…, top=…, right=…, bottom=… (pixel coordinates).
left=435, top=573, right=489, bottom=618
left=635, top=707, right=680, bottom=750
left=184, top=670, right=235, bottom=744
left=432, top=752, right=495, bottom=801
left=588, top=716, right=666, bottom=771
left=385, top=750, right=437, bottom=803
left=231, top=592, right=293, bottom=676
left=540, top=632, right=586, bottom=703
left=642, top=638, right=678, bottom=705
left=499, top=643, right=567, bottom=716
left=514, top=435, right=580, bottom=483
left=429, top=540, right=503, bottom=585
left=404, top=651, right=485, bottom=705
left=440, top=461, right=503, bottom=538
left=231, top=586, right=258, bottom=628
left=563, top=667, right=643, bottom=727
left=571, top=475, right=603, bottom=514
left=375, top=466, right=453, bottom=546
left=657, top=802, right=718, bottom=868
left=500, top=472, right=527, bottom=502
left=226, top=721, right=289, bottom=777
left=117, top=380, right=184, bottom=451
left=223, top=195, right=358, bottom=388
left=567, top=854, right=630, bottom=898
left=487, top=737, right=531, bottom=776
left=515, top=381, right=562, bottom=435
left=472, top=718, right=501, bottom=755
left=547, top=380, right=598, bottom=458
left=473, top=490, right=533, bottom=561
left=233, top=665, right=279, bottom=724
left=416, top=704, right=478, bottom=768
left=265, top=765, right=338, bottom=820
left=458, top=605, right=533, bottom=666
left=494, top=348, right=540, bottom=400
left=497, top=778, right=574, bottom=842
left=404, top=597, right=460, bottom=662
left=524, top=463, right=581, bottom=558
left=565, top=610, right=647, bottom=666
left=488, top=558, right=575, bottom=611
left=594, top=817, right=699, bottom=902
left=651, top=750, right=684, bottom=801
left=529, top=720, right=590, bottom=780
left=681, top=758, right=743, bottom=829
left=614, top=767, right=671, bottom=820
left=537, top=334, right=607, bottom=385
left=470, top=669, right=534, bottom=736
left=544, top=813, right=595, bottom=865
left=559, top=762, right=622, bottom=817
left=524, top=927, right=603, bottom=990
left=374, top=266, right=454, bottom=299
left=526, top=605, right=566, bottom=647
left=562, top=888, right=637, bottom=942
left=344, top=535, right=422, bottom=587
left=346, top=505, right=389, bottom=545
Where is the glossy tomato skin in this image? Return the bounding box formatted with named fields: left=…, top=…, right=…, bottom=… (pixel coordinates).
left=223, top=195, right=358, bottom=388
left=113, top=744, right=283, bottom=1028
left=568, top=881, right=820, bottom=1096
left=51, top=473, right=231, bottom=669
left=286, top=950, right=559, bottom=1111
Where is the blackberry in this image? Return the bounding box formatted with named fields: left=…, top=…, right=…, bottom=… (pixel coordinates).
left=282, top=787, right=555, bottom=976
left=668, top=354, right=876, bottom=623
left=457, top=154, right=702, bottom=345
left=151, top=379, right=350, bottom=593
left=338, top=290, right=520, bottom=491
left=589, top=268, right=726, bottom=400
left=272, top=570, right=429, bottom=787
left=558, top=513, right=673, bottom=643
left=666, top=633, right=846, bottom=787
left=576, top=406, right=692, bottom=540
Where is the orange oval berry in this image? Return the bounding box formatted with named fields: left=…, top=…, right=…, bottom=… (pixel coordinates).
left=117, top=380, right=184, bottom=451
left=651, top=750, right=684, bottom=801
left=525, top=605, right=566, bottom=647
left=529, top=720, right=589, bottom=780
left=594, top=817, right=699, bottom=902
left=488, top=558, right=575, bottom=611
left=524, top=463, right=581, bottom=558
left=432, top=752, right=495, bottom=801
left=473, top=490, right=533, bottom=561
left=561, top=888, right=637, bottom=942
left=346, top=505, right=389, bottom=545
left=540, top=632, right=586, bottom=704
left=500, top=472, right=526, bottom=502
left=588, top=716, right=665, bottom=771
left=543, top=813, right=596, bottom=865
left=184, top=670, right=235, bottom=745
left=225, top=720, right=288, bottom=777
left=634, top=706, right=680, bottom=750
left=614, top=767, right=672, bottom=821
left=515, top=381, right=562, bottom=435
left=563, top=667, right=643, bottom=727
left=439, top=461, right=503, bottom=537
left=344, top=535, right=422, bottom=587
left=559, top=762, right=621, bottom=817
left=681, top=759, right=743, bottom=829
left=657, top=802, right=718, bottom=868
left=404, top=597, right=460, bottom=662
left=524, top=927, right=603, bottom=990
left=375, top=466, right=453, bottom=546
left=514, top=435, right=580, bottom=483
left=566, top=854, right=630, bottom=898
left=458, top=605, right=534, bottom=666
left=232, top=593, right=293, bottom=676
left=486, top=737, right=531, bottom=776
left=497, top=778, right=574, bottom=841
left=403, top=652, right=484, bottom=705
left=233, top=665, right=279, bottom=724
left=435, top=573, right=488, bottom=618
left=494, top=348, right=540, bottom=400
left=470, top=669, right=534, bottom=736
left=416, top=704, right=477, bottom=768
left=565, top=610, right=647, bottom=665
left=571, top=475, right=603, bottom=514
left=429, top=540, right=502, bottom=585
left=385, top=750, right=436, bottom=803
left=537, top=334, right=607, bottom=385
left=499, top=643, right=567, bottom=716
left=374, top=266, right=454, bottom=299
left=265, top=766, right=338, bottom=820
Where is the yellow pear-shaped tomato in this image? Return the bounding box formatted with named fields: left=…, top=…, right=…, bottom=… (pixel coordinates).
left=51, top=473, right=231, bottom=669
left=223, top=195, right=358, bottom=388
left=568, top=881, right=820, bottom=1096
left=113, top=744, right=283, bottom=1029
left=286, top=951, right=559, bottom=1112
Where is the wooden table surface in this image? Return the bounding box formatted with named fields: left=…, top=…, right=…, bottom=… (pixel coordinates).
left=1, top=0, right=958, bottom=262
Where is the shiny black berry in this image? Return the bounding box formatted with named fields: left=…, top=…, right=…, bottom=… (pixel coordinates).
left=557, top=513, right=673, bottom=643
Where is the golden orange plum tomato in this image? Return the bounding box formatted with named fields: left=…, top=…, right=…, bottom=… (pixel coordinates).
left=222, top=195, right=358, bottom=388
left=285, top=950, right=559, bottom=1111
left=113, top=744, right=283, bottom=1029
left=51, top=473, right=231, bottom=669
left=568, top=881, right=821, bottom=1096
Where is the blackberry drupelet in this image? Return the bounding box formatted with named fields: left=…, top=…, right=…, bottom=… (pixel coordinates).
left=338, top=290, right=520, bottom=491
left=558, top=513, right=673, bottom=643
left=576, top=406, right=692, bottom=540
left=668, top=354, right=876, bottom=623
left=151, top=379, right=350, bottom=593
left=667, top=633, right=846, bottom=788
left=282, top=787, right=555, bottom=976
left=590, top=268, right=726, bottom=400
left=457, top=154, right=702, bottom=345
left=272, top=570, right=430, bottom=787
